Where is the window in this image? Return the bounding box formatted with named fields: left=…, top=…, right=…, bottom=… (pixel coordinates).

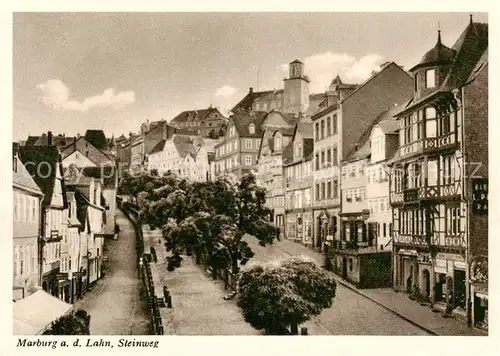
left=333, top=115, right=338, bottom=135
left=320, top=120, right=325, bottom=139
left=321, top=182, right=326, bottom=200
left=275, top=137, right=281, bottom=150
left=441, top=155, right=456, bottom=186
left=425, top=69, right=436, bottom=88
left=244, top=155, right=252, bottom=166
left=20, top=247, right=24, bottom=275
left=446, top=205, right=460, bottom=235
left=221, top=145, right=225, bottom=155
left=315, top=183, right=320, bottom=201
left=32, top=199, right=36, bottom=222
left=333, top=180, right=338, bottom=198
left=295, top=143, right=303, bottom=159
left=245, top=139, right=252, bottom=149
left=425, top=107, right=437, bottom=138
left=230, top=126, right=235, bottom=136
left=248, top=124, right=255, bottom=134
left=333, top=148, right=338, bottom=166
left=427, top=159, right=438, bottom=186
left=320, top=151, right=325, bottom=166
left=256, top=139, right=261, bottom=149
left=326, top=117, right=331, bottom=136
left=315, top=122, right=320, bottom=141
left=31, top=245, right=36, bottom=273
left=76, top=153, right=80, bottom=159
left=315, top=154, right=319, bottom=170
left=327, top=149, right=332, bottom=165
left=327, top=180, right=332, bottom=199
left=349, top=258, right=353, bottom=272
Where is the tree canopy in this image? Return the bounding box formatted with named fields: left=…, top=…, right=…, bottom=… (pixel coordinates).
left=118, top=171, right=280, bottom=276
left=237, top=256, right=337, bottom=335
left=42, top=309, right=91, bottom=335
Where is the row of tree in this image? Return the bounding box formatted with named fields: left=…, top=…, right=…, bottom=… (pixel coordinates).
left=119, top=171, right=280, bottom=277
left=119, top=171, right=337, bottom=335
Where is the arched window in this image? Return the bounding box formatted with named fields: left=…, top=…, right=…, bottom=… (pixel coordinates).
left=248, top=124, right=255, bottom=134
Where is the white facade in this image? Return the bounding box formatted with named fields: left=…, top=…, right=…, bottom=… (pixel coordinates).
left=62, top=150, right=98, bottom=168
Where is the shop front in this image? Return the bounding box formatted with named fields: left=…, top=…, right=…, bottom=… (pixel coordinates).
left=470, top=256, right=488, bottom=330
left=313, top=209, right=339, bottom=251
left=285, top=211, right=313, bottom=246
left=41, top=269, right=60, bottom=299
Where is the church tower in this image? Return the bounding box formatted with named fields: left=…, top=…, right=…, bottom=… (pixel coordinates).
left=283, top=59, right=310, bottom=115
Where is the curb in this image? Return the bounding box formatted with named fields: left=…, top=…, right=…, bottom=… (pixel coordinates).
left=332, top=277, right=438, bottom=336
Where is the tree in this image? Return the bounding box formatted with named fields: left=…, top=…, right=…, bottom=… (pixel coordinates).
left=43, top=309, right=91, bottom=335
left=237, top=256, right=336, bottom=335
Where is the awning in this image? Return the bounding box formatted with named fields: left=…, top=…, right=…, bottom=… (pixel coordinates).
left=13, top=290, right=73, bottom=335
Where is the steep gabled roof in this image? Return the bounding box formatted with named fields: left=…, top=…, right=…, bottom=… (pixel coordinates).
left=13, top=153, right=43, bottom=196
left=172, top=134, right=197, bottom=158
left=231, top=89, right=276, bottom=113
left=149, top=140, right=166, bottom=154
left=466, top=47, right=488, bottom=84
left=84, top=130, right=108, bottom=150
left=170, top=107, right=225, bottom=124
left=61, top=136, right=114, bottom=162
left=442, top=22, right=488, bottom=90
left=232, top=111, right=268, bottom=138
left=18, top=146, right=68, bottom=208
left=25, top=136, right=40, bottom=146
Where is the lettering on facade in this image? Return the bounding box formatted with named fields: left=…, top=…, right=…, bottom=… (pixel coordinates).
left=472, top=178, right=488, bottom=215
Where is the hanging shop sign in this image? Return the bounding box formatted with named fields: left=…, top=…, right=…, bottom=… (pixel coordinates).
left=472, top=178, right=488, bottom=215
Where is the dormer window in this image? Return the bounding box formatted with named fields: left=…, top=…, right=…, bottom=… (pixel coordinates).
left=229, top=126, right=235, bottom=136
left=275, top=137, right=281, bottom=150
left=249, top=124, right=255, bottom=134
left=425, top=69, right=436, bottom=88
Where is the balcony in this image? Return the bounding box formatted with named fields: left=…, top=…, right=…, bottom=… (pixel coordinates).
left=331, top=240, right=379, bottom=254
left=391, top=183, right=460, bottom=206
left=398, top=133, right=457, bottom=159
left=394, top=233, right=430, bottom=247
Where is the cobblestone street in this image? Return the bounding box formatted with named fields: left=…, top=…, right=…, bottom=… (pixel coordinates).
left=73, top=210, right=150, bottom=335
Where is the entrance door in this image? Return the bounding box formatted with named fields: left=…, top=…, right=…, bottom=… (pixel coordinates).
left=342, top=257, right=347, bottom=280
left=454, top=270, right=466, bottom=309
left=422, top=269, right=431, bottom=298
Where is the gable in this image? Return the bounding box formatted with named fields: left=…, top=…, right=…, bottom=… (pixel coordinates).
left=62, top=150, right=99, bottom=168
left=369, top=126, right=385, bottom=141
left=262, top=111, right=291, bottom=128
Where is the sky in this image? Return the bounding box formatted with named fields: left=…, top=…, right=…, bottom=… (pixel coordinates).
left=13, top=12, right=488, bottom=141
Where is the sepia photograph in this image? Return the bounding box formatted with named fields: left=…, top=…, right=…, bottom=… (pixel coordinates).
left=11, top=10, right=489, bottom=339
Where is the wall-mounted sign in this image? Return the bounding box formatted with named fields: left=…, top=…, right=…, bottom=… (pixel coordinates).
left=472, top=178, right=488, bottom=215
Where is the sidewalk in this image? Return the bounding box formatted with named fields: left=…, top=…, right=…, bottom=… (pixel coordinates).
left=143, top=226, right=259, bottom=335
left=273, top=239, right=488, bottom=337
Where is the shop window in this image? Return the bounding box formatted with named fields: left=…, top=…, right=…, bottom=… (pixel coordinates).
left=349, top=258, right=353, bottom=272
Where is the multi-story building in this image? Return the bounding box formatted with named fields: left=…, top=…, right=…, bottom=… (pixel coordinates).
left=256, top=111, right=298, bottom=229
left=213, top=111, right=267, bottom=180
left=283, top=123, right=314, bottom=246
left=389, top=20, right=488, bottom=325
left=332, top=109, right=402, bottom=289
left=148, top=134, right=218, bottom=182
left=60, top=191, right=83, bottom=303
left=169, top=106, right=227, bottom=138
left=312, top=62, right=414, bottom=251
left=230, top=60, right=325, bottom=119
left=13, top=151, right=44, bottom=301
left=19, top=144, right=69, bottom=301
left=61, top=134, right=115, bottom=169
left=365, top=110, right=402, bottom=251
left=65, top=175, right=105, bottom=286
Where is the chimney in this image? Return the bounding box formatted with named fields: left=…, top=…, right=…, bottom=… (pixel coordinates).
left=249, top=87, right=254, bottom=94
left=77, top=132, right=80, bottom=139
left=47, top=131, right=53, bottom=146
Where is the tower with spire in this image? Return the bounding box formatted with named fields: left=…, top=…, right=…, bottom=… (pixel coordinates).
left=410, top=26, right=456, bottom=100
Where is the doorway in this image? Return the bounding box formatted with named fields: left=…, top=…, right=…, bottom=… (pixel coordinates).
left=422, top=269, right=431, bottom=298
left=454, top=270, right=466, bottom=309
left=342, top=257, right=347, bottom=280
